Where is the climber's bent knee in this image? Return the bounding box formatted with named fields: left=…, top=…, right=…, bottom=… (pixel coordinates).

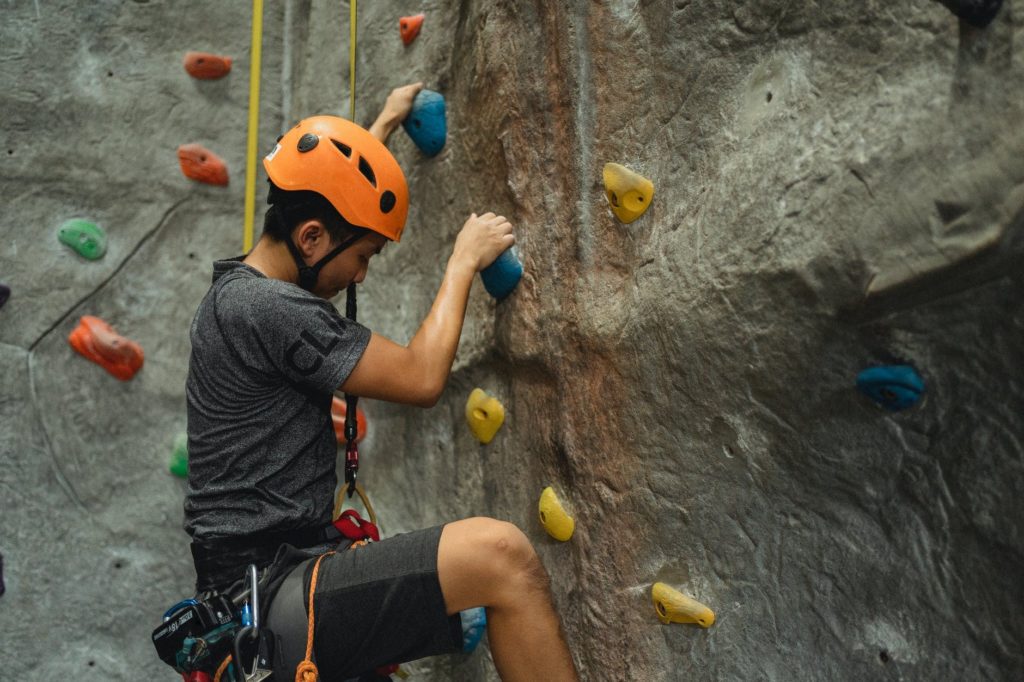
left=438, top=517, right=547, bottom=614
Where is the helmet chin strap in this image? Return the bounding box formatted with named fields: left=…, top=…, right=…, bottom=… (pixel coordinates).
left=283, top=225, right=368, bottom=292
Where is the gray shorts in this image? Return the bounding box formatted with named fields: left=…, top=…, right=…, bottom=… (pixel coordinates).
left=264, top=524, right=462, bottom=681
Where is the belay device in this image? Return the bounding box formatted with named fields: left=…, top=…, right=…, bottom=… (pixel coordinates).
left=153, top=564, right=273, bottom=681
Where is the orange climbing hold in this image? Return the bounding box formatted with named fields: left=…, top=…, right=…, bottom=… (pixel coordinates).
left=68, top=316, right=144, bottom=381
left=177, top=143, right=229, bottom=186
left=399, top=14, right=425, bottom=45
left=331, top=396, right=368, bottom=445
left=183, top=51, right=233, bottom=80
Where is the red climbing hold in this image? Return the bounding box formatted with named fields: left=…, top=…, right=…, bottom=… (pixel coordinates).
left=177, top=143, right=229, bottom=186
left=399, top=14, right=425, bottom=45
left=331, top=396, right=368, bottom=444
left=68, top=316, right=144, bottom=381
left=183, top=51, right=233, bottom=80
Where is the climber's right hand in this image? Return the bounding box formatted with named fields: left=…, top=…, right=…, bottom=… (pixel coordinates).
left=453, top=212, right=515, bottom=272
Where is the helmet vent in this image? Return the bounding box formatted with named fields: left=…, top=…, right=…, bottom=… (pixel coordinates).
left=331, top=139, right=352, bottom=157
left=358, top=156, right=377, bottom=188
left=380, top=190, right=396, bottom=214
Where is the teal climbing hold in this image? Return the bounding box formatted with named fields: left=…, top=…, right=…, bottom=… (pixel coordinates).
left=402, top=89, right=446, bottom=156
left=460, top=607, right=487, bottom=653
left=58, top=219, right=107, bottom=260
left=481, top=248, right=523, bottom=301
left=856, top=365, right=924, bottom=412
left=168, top=433, right=188, bottom=478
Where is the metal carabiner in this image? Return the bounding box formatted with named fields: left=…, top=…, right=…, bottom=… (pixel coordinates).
left=232, top=564, right=264, bottom=681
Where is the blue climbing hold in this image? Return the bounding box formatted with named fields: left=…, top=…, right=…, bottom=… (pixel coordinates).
left=480, top=248, right=523, bottom=301
left=0, top=282, right=9, bottom=310
left=460, top=607, right=487, bottom=653
left=856, top=365, right=925, bottom=412
left=402, top=89, right=446, bottom=156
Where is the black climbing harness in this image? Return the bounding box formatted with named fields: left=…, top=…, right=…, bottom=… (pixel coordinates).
left=152, top=563, right=274, bottom=681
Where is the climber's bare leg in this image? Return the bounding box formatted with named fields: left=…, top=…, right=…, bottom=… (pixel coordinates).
left=437, top=517, right=578, bottom=682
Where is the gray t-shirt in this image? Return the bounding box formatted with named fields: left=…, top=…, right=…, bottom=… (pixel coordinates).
left=183, top=258, right=371, bottom=541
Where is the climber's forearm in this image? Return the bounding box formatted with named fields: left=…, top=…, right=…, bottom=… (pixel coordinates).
left=405, top=253, right=477, bottom=402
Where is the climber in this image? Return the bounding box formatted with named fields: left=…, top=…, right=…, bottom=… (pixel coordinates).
left=181, top=83, right=578, bottom=681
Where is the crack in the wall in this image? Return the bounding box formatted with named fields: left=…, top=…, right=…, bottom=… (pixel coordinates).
left=282, top=0, right=294, bottom=126
left=19, top=197, right=189, bottom=512
left=573, top=0, right=595, bottom=269
left=27, top=197, right=190, bottom=353
left=26, top=351, right=86, bottom=512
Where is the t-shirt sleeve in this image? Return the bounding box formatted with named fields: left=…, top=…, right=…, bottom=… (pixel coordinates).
left=220, top=280, right=371, bottom=394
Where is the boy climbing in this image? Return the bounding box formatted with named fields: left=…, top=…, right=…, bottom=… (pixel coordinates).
left=181, top=83, right=579, bottom=681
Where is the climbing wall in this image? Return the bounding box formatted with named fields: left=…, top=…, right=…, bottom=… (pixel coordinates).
left=0, top=1, right=286, bottom=678
left=1, top=1, right=1023, bottom=680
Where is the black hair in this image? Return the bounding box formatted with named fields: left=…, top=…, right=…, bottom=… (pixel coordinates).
left=262, top=182, right=360, bottom=244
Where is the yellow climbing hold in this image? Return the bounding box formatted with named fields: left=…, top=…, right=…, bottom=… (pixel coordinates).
left=603, top=162, right=654, bottom=223
left=538, top=487, right=575, bottom=541
left=651, top=582, right=715, bottom=628
left=465, top=388, right=505, bottom=444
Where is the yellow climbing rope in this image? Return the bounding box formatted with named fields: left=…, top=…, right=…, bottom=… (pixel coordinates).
left=243, top=0, right=265, bottom=253
left=349, top=0, right=357, bottom=121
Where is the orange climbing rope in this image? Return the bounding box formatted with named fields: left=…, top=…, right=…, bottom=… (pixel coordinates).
left=293, top=525, right=375, bottom=681
left=213, top=653, right=232, bottom=682
left=295, top=550, right=334, bottom=682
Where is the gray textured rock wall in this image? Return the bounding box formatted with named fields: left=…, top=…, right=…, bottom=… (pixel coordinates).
left=2, top=1, right=1022, bottom=681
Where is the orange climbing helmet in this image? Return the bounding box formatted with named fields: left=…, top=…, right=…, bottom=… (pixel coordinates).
left=263, top=116, right=409, bottom=242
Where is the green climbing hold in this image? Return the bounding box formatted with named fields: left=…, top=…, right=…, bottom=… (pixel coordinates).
left=168, top=433, right=188, bottom=478
left=58, top=219, right=107, bottom=260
